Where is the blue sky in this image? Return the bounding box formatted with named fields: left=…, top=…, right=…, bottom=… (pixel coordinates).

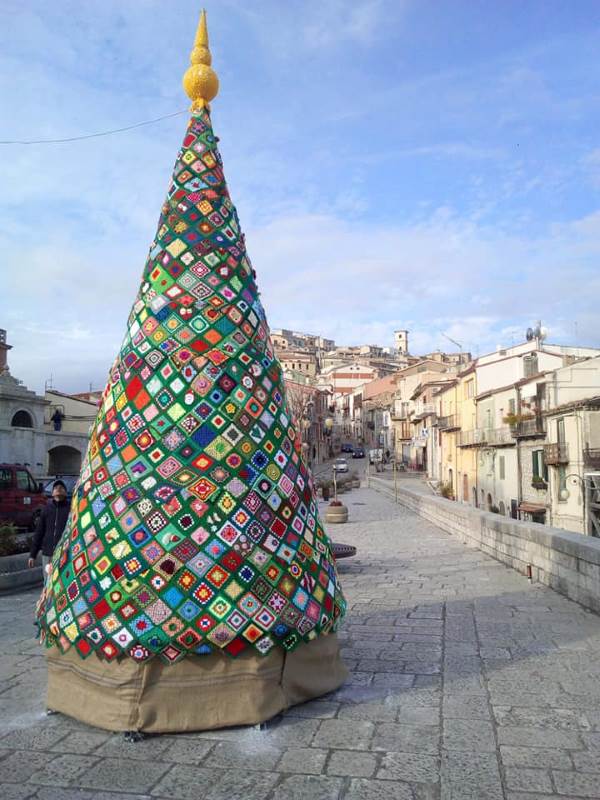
left=1, top=0, right=600, bottom=392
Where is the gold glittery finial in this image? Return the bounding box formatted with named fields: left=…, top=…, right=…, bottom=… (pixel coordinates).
left=183, top=9, right=219, bottom=111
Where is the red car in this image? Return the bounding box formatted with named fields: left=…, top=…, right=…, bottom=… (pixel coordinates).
left=0, top=464, right=47, bottom=530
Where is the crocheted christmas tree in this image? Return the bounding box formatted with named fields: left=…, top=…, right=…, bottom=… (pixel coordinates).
left=36, top=12, right=346, bottom=664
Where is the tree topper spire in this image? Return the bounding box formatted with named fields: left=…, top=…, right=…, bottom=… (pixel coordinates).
left=183, top=9, right=219, bottom=111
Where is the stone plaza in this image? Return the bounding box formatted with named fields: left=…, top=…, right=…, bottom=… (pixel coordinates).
left=1, top=485, right=600, bottom=799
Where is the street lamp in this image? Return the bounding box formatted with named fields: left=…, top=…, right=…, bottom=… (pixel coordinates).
left=559, top=473, right=585, bottom=502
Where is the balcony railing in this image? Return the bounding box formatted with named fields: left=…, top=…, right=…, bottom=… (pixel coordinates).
left=413, top=402, right=437, bottom=420
left=510, top=417, right=546, bottom=438
left=583, top=447, right=600, bottom=469
left=485, top=427, right=515, bottom=446
left=457, top=428, right=487, bottom=447
left=544, top=442, right=569, bottom=465
left=438, top=414, right=460, bottom=431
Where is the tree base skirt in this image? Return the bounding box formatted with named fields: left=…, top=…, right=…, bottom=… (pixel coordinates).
left=46, top=633, right=347, bottom=733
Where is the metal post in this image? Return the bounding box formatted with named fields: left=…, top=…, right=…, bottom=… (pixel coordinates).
left=394, top=459, right=397, bottom=503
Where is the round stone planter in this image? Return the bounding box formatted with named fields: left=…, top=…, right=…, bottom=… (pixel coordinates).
left=325, top=504, right=348, bottom=524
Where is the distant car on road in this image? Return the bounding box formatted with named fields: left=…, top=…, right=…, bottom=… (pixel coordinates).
left=341, top=443, right=354, bottom=453
left=352, top=447, right=365, bottom=459
left=0, top=464, right=47, bottom=530
left=43, top=476, right=79, bottom=503
left=333, top=458, right=349, bottom=474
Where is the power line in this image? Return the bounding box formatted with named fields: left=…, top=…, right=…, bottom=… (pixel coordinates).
left=0, top=109, right=188, bottom=145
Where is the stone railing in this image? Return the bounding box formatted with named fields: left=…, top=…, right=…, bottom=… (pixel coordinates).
left=368, top=475, right=600, bottom=614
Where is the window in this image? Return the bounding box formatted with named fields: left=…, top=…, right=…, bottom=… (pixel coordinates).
left=524, top=354, right=539, bottom=378
left=16, top=470, right=30, bottom=491
left=557, top=466, right=567, bottom=502
left=532, top=450, right=548, bottom=483
left=508, top=398, right=516, bottom=415
left=0, top=468, right=11, bottom=489
left=557, top=417, right=565, bottom=444
left=499, top=456, right=505, bottom=480
left=11, top=410, right=33, bottom=428
left=467, top=380, right=474, bottom=398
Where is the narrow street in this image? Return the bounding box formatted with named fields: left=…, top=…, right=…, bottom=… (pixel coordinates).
left=1, top=486, right=600, bottom=799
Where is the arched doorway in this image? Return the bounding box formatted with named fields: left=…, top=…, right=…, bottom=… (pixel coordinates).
left=486, top=492, right=493, bottom=511
left=448, top=468, right=453, bottom=491
left=11, top=409, right=33, bottom=428
left=498, top=501, right=506, bottom=516
left=472, top=487, right=478, bottom=507
left=463, top=474, right=468, bottom=502
left=48, top=445, right=82, bottom=475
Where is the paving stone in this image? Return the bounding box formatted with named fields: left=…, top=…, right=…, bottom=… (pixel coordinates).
left=493, top=706, right=591, bottom=730
left=48, top=731, right=111, bottom=754
left=443, top=695, right=491, bottom=720
left=313, top=719, right=374, bottom=750
left=441, top=750, right=503, bottom=800
left=155, top=736, right=214, bottom=764
left=553, top=769, right=600, bottom=797
left=76, top=757, right=171, bottom=793
left=443, top=719, right=496, bottom=752
left=151, top=765, right=278, bottom=799
left=0, top=751, right=54, bottom=783
left=496, top=726, right=583, bottom=749
left=27, top=754, right=94, bottom=787
left=376, top=751, right=439, bottom=783
left=499, top=745, right=573, bottom=769
left=504, top=767, right=553, bottom=793
left=1, top=727, right=68, bottom=751
left=34, top=790, right=153, bottom=800
left=328, top=750, right=377, bottom=777
left=0, top=784, right=37, bottom=800
left=270, top=774, right=344, bottom=800
left=93, top=734, right=172, bottom=761
left=372, top=723, right=439, bottom=755
left=278, top=747, right=328, bottom=775
left=343, top=777, right=414, bottom=800
left=203, top=740, right=281, bottom=771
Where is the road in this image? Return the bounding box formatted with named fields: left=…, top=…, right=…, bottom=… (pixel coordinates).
left=1, top=485, right=600, bottom=799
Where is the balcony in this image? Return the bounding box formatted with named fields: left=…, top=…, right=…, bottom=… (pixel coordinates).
left=544, top=442, right=569, bottom=465
left=413, top=403, right=437, bottom=421
left=485, top=427, right=515, bottom=447
left=458, top=428, right=487, bottom=447
left=438, top=414, right=460, bottom=431
left=583, top=447, right=600, bottom=469
left=510, top=417, right=546, bottom=438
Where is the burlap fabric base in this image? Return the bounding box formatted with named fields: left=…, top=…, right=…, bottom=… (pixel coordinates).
left=46, top=633, right=347, bottom=733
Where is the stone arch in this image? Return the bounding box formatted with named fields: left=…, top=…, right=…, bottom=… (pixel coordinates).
left=498, top=500, right=506, bottom=516
left=11, top=409, right=33, bottom=428
left=48, top=445, right=82, bottom=476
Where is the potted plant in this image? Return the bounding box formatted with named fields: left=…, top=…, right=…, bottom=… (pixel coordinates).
left=325, top=499, right=349, bottom=524
left=440, top=481, right=455, bottom=500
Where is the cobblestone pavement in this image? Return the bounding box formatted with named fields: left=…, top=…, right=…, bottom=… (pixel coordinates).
left=1, top=486, right=600, bottom=799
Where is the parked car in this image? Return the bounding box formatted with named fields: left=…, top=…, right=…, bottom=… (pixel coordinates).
left=341, top=443, right=354, bottom=453
left=333, top=458, right=349, bottom=474
left=43, top=475, right=79, bottom=503
left=352, top=447, right=365, bottom=459
left=0, top=464, right=47, bottom=530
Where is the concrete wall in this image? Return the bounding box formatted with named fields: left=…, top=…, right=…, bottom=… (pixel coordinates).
left=369, top=476, right=600, bottom=614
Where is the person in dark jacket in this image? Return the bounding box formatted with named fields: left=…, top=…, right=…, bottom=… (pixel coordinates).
left=28, top=480, right=70, bottom=574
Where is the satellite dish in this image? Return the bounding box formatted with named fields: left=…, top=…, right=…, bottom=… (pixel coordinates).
left=526, top=328, right=534, bottom=341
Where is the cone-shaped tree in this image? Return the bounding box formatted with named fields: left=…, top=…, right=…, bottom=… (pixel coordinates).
left=36, top=11, right=346, bottom=664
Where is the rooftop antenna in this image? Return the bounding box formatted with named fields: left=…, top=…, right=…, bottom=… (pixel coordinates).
left=441, top=332, right=465, bottom=360
left=44, top=373, right=53, bottom=391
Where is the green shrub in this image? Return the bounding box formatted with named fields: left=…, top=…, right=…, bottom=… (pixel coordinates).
left=0, top=522, right=25, bottom=557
